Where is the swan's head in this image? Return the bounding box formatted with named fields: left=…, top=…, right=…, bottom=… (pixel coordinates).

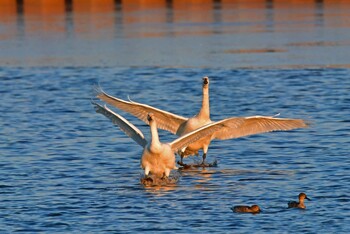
left=299, top=193, right=311, bottom=201
left=202, top=76, right=209, bottom=88
left=147, top=113, right=154, bottom=122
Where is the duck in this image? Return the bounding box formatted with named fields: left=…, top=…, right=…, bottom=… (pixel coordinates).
left=288, top=193, right=311, bottom=209
left=231, top=205, right=261, bottom=214
left=95, top=76, right=308, bottom=167
left=92, top=102, right=235, bottom=178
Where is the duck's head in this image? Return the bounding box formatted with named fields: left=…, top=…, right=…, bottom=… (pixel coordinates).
left=299, top=193, right=311, bottom=201
left=251, top=205, right=261, bottom=213
left=202, top=76, right=209, bottom=88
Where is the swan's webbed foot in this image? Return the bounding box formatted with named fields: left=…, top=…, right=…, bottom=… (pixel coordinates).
left=177, top=160, right=192, bottom=169
left=198, top=153, right=217, bottom=167
left=177, top=155, right=192, bottom=169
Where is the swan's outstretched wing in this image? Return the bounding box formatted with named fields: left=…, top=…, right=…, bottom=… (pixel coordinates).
left=169, top=121, right=237, bottom=152
left=96, top=87, right=188, bottom=134
left=93, top=101, right=147, bottom=147
left=213, top=116, right=308, bottom=140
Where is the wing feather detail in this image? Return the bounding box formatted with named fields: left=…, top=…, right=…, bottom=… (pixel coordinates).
left=96, top=87, right=187, bottom=134
left=213, top=116, right=308, bottom=140
left=92, top=101, right=147, bottom=147
left=170, top=121, right=227, bottom=152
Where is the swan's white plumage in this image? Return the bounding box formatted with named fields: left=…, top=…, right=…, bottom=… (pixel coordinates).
left=96, top=77, right=308, bottom=164
left=170, top=121, right=225, bottom=152
left=213, top=116, right=308, bottom=140
left=93, top=102, right=227, bottom=177
left=94, top=102, right=147, bottom=147
left=96, top=86, right=187, bottom=134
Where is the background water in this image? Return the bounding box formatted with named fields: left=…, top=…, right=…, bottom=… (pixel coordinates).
left=1, top=1, right=350, bottom=233
left=1, top=67, right=349, bottom=233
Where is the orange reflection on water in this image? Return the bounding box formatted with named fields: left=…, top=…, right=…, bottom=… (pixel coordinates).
left=173, top=0, right=213, bottom=23
left=1, top=0, right=350, bottom=39
left=123, top=0, right=167, bottom=24
left=0, top=0, right=16, bottom=40
left=23, top=0, right=65, bottom=37
left=1, top=0, right=350, bottom=67
left=73, top=0, right=115, bottom=38
left=0, top=0, right=16, bottom=21
left=221, top=0, right=269, bottom=33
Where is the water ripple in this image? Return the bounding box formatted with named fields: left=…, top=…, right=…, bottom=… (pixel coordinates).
left=0, top=67, right=349, bottom=232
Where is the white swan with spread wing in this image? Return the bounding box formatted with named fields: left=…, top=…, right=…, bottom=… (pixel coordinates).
left=92, top=102, right=243, bottom=177
left=96, top=77, right=308, bottom=166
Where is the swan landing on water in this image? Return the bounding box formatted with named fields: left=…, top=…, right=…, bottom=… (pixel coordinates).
left=95, top=76, right=308, bottom=167
left=92, top=102, right=235, bottom=178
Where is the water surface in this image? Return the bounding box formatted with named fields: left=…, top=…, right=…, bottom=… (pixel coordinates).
left=1, top=0, right=350, bottom=68
left=1, top=67, right=349, bottom=233
left=1, top=1, right=350, bottom=233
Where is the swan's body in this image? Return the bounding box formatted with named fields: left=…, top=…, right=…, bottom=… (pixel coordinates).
left=96, top=76, right=308, bottom=166
left=288, top=193, right=311, bottom=209
left=175, top=77, right=212, bottom=161
left=93, top=102, right=225, bottom=177
left=232, top=205, right=261, bottom=214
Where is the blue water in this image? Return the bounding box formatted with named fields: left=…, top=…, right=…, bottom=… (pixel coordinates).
left=0, top=67, right=349, bottom=233
left=1, top=1, right=350, bottom=232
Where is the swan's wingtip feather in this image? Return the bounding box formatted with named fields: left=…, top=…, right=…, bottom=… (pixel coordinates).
left=93, top=83, right=105, bottom=97
left=127, top=95, right=134, bottom=103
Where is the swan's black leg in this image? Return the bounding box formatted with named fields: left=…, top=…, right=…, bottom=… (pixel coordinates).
left=177, top=154, right=188, bottom=167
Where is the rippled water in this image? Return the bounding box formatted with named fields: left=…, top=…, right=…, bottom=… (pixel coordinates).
left=1, top=0, right=350, bottom=232
left=1, top=0, right=350, bottom=68
left=1, top=67, right=349, bottom=233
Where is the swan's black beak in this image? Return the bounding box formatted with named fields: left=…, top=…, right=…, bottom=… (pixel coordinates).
left=147, top=113, right=154, bottom=122
left=203, top=77, right=209, bottom=85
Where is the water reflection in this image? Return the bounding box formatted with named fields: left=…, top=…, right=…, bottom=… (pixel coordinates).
left=2, top=0, right=349, bottom=39
left=1, top=0, right=350, bottom=67
left=16, top=0, right=25, bottom=39
left=143, top=184, right=178, bottom=195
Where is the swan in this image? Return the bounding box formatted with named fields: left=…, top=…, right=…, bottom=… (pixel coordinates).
left=95, top=76, right=308, bottom=166
left=92, top=102, right=236, bottom=178
left=288, top=193, right=311, bottom=209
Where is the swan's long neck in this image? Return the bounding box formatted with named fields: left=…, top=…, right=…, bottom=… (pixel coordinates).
left=150, top=120, right=160, bottom=146
left=198, top=86, right=210, bottom=119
